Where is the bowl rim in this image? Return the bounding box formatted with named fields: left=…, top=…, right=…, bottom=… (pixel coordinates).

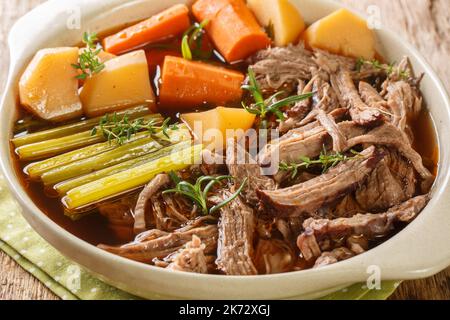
left=1, top=0, right=450, bottom=299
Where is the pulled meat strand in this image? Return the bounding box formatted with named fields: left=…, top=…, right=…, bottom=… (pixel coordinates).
left=297, top=195, right=429, bottom=262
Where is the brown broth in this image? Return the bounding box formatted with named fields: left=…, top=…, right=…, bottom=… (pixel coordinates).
left=411, top=108, right=439, bottom=176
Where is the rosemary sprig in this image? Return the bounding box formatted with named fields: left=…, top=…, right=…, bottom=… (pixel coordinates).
left=279, top=148, right=361, bottom=179
left=91, top=113, right=178, bottom=145
left=181, top=20, right=212, bottom=61
left=72, top=32, right=105, bottom=80
left=356, top=58, right=410, bottom=80
left=242, top=68, right=314, bottom=128
left=163, top=173, right=248, bottom=215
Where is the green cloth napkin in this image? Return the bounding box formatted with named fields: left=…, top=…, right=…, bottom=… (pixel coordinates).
left=0, top=175, right=399, bottom=300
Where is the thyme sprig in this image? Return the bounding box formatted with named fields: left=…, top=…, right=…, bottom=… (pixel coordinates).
left=181, top=20, right=212, bottom=61
left=356, top=58, right=410, bottom=80
left=72, top=32, right=105, bottom=80
left=242, top=68, right=314, bottom=128
left=163, top=172, right=248, bottom=215
left=91, top=113, right=178, bottom=145
left=279, top=148, right=361, bottom=179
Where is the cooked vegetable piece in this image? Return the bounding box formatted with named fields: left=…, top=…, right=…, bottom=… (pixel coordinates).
left=41, top=126, right=190, bottom=186
left=19, top=47, right=83, bottom=122
left=55, top=141, right=191, bottom=195
left=181, top=107, right=255, bottom=151
left=12, top=105, right=150, bottom=148
left=80, top=50, right=156, bottom=117
left=159, top=56, right=244, bottom=110
left=24, top=132, right=148, bottom=180
left=15, top=114, right=161, bottom=161
left=103, top=4, right=191, bottom=54
left=63, top=143, right=202, bottom=210
left=192, top=0, right=271, bottom=62
left=97, top=50, right=116, bottom=63
left=302, top=8, right=376, bottom=60
left=247, top=0, right=305, bottom=46
left=145, top=47, right=181, bottom=74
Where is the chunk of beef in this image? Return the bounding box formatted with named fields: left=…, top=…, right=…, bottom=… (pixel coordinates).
left=355, top=149, right=416, bottom=212
left=226, top=142, right=276, bottom=206
left=313, top=49, right=383, bottom=80
left=248, top=44, right=316, bottom=91
left=216, top=191, right=258, bottom=275
left=166, top=235, right=208, bottom=274
left=386, top=80, right=422, bottom=142
left=359, top=82, right=390, bottom=114
left=279, top=79, right=314, bottom=133
left=313, top=247, right=355, bottom=268
left=134, top=174, right=170, bottom=234
left=316, top=109, right=347, bottom=152
left=258, top=146, right=384, bottom=217
left=332, top=70, right=384, bottom=126
left=297, top=195, right=429, bottom=261
left=313, top=49, right=356, bottom=74
left=261, top=120, right=366, bottom=170
left=346, top=123, right=433, bottom=192
left=98, top=225, right=218, bottom=263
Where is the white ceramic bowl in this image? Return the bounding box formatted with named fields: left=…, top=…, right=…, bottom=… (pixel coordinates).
left=1, top=0, right=450, bottom=300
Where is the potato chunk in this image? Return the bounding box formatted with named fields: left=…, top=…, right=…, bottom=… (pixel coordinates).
left=303, top=8, right=376, bottom=60
left=80, top=50, right=155, bottom=117
left=181, top=107, right=256, bottom=151
left=247, top=0, right=305, bottom=46
left=19, top=47, right=82, bottom=122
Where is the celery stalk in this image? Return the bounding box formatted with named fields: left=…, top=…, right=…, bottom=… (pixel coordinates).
left=63, top=143, right=202, bottom=210
left=12, top=105, right=152, bottom=147
left=54, top=141, right=192, bottom=195
left=15, top=114, right=162, bottom=161
left=41, top=127, right=190, bottom=186
left=25, top=131, right=150, bottom=180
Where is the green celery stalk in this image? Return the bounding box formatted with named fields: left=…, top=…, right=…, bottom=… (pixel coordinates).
left=25, top=131, right=150, bottom=180
left=62, top=143, right=202, bottom=210
left=41, top=127, right=190, bottom=186
left=12, top=105, right=152, bottom=147
left=15, top=114, right=162, bottom=161
left=54, top=141, right=192, bottom=195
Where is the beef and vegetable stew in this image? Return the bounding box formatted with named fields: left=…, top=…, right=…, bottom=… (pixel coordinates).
left=11, top=0, right=438, bottom=275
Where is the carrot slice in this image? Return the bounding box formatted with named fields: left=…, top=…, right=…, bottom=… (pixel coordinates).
left=192, top=0, right=271, bottom=63
left=159, top=56, right=244, bottom=111
left=146, top=48, right=181, bottom=74
left=103, top=4, right=191, bottom=55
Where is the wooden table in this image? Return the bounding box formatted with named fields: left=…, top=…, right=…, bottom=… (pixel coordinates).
left=0, top=0, right=449, bottom=300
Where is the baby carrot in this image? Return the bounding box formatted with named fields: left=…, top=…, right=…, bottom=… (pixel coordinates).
left=192, top=0, right=271, bottom=63
left=159, top=56, right=244, bottom=110
left=103, top=4, right=191, bottom=54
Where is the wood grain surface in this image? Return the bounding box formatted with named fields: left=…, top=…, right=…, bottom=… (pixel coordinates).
left=0, top=0, right=449, bottom=300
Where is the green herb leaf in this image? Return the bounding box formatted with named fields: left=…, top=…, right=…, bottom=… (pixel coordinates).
left=162, top=175, right=245, bottom=215
left=279, top=149, right=362, bottom=179
left=210, top=177, right=248, bottom=214
left=72, top=31, right=105, bottom=79
left=91, top=113, right=177, bottom=145
left=356, top=57, right=410, bottom=80
left=181, top=35, right=193, bottom=60
left=181, top=20, right=212, bottom=61
left=242, top=68, right=314, bottom=126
